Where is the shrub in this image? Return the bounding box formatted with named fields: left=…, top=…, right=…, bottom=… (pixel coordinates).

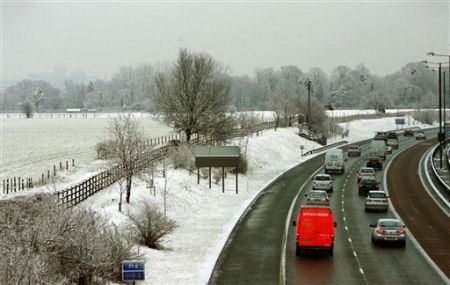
left=230, top=155, right=248, bottom=175
left=126, top=201, right=177, bottom=249
left=21, top=101, right=34, bottom=118
left=413, top=110, right=437, bottom=125
left=170, top=143, right=195, bottom=171
left=213, top=168, right=222, bottom=184
left=0, top=195, right=140, bottom=285
left=96, top=140, right=114, bottom=159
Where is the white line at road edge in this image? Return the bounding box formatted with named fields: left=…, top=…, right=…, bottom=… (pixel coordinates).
left=279, top=166, right=322, bottom=285
left=421, top=146, right=450, bottom=213
left=383, top=144, right=449, bottom=284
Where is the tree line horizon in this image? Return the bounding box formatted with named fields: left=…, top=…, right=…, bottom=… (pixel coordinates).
left=1, top=49, right=445, bottom=114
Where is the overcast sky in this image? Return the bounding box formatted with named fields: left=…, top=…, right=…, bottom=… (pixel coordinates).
left=2, top=1, right=449, bottom=81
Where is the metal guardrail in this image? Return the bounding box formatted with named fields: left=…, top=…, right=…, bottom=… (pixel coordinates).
left=303, top=141, right=349, bottom=156
left=430, top=144, right=450, bottom=194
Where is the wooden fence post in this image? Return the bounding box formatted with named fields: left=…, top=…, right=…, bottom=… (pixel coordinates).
left=72, top=158, right=75, bottom=167
left=60, top=162, right=63, bottom=170
left=48, top=170, right=50, bottom=179
left=66, top=161, right=69, bottom=170
left=53, top=165, right=56, bottom=176
left=18, top=177, right=21, bottom=190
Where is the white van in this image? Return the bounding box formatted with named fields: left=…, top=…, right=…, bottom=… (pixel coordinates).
left=324, top=149, right=345, bottom=174
left=369, top=140, right=386, bottom=159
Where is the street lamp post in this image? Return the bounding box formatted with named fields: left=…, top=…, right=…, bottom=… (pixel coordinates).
left=428, top=52, right=450, bottom=164
left=305, top=79, right=312, bottom=130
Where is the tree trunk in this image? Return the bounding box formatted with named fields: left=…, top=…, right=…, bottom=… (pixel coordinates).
left=186, top=129, right=192, bottom=142
left=126, top=175, right=132, bottom=203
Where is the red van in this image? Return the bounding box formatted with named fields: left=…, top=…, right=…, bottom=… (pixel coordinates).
left=292, top=206, right=336, bottom=256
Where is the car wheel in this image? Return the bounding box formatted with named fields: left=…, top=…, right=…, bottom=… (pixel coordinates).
left=296, top=246, right=302, bottom=256
left=329, top=248, right=334, bottom=257
left=399, top=241, right=406, bottom=248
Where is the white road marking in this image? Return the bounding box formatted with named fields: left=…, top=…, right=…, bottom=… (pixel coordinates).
left=353, top=251, right=357, bottom=257
left=348, top=238, right=352, bottom=243
left=280, top=166, right=322, bottom=285
left=345, top=226, right=349, bottom=231
left=359, top=268, right=365, bottom=275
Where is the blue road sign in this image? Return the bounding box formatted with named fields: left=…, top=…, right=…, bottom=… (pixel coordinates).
left=395, top=118, right=405, bottom=125
left=122, top=260, right=145, bottom=282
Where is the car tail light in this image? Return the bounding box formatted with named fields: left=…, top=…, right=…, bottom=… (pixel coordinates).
left=397, top=228, right=406, bottom=234
left=367, top=199, right=373, bottom=202
left=307, top=198, right=311, bottom=202
left=376, top=228, right=385, bottom=234
left=326, top=198, right=329, bottom=202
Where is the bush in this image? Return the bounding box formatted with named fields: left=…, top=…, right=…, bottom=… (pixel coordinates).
left=170, top=143, right=195, bottom=171
left=96, top=140, right=115, bottom=159
left=21, top=101, right=34, bottom=118
left=238, top=113, right=262, bottom=130
left=213, top=168, right=222, bottom=184
left=0, top=195, right=140, bottom=285
left=413, top=110, right=437, bottom=125
left=126, top=202, right=178, bottom=249
left=230, top=155, right=248, bottom=175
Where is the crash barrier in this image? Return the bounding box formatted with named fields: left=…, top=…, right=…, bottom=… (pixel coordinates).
left=430, top=144, right=450, bottom=195
left=303, top=141, right=349, bottom=156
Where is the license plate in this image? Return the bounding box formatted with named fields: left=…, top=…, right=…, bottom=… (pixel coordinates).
left=385, top=237, right=397, bottom=240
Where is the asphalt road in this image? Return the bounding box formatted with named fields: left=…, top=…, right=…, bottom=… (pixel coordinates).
left=387, top=139, right=450, bottom=279
left=210, top=130, right=447, bottom=285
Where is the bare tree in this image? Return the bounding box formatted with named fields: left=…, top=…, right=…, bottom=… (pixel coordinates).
left=272, top=88, right=296, bottom=129
left=32, top=87, right=45, bottom=113
left=108, top=114, right=149, bottom=204
left=152, top=48, right=231, bottom=142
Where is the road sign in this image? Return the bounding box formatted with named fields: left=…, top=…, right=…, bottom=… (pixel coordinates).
left=122, top=260, right=145, bottom=282
left=395, top=118, right=405, bottom=125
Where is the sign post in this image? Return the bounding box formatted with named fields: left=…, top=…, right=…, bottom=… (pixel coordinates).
left=122, top=260, right=145, bottom=284
left=395, top=118, right=405, bottom=130
left=300, top=144, right=304, bottom=156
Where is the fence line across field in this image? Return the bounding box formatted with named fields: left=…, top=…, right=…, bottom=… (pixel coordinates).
left=57, top=118, right=280, bottom=206
left=3, top=112, right=408, bottom=205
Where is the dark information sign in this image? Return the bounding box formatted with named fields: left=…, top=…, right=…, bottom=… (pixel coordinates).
left=122, top=260, right=145, bottom=282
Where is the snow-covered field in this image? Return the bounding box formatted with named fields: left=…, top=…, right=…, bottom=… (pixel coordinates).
left=0, top=110, right=416, bottom=185
left=0, top=114, right=173, bottom=183
left=71, top=115, right=430, bottom=285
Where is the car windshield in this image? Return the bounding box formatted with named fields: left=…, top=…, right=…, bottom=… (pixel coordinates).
left=387, top=139, right=397, bottom=144
left=360, top=168, right=373, bottom=174
left=369, top=193, right=386, bottom=198
left=349, top=146, right=359, bottom=150
left=328, top=154, right=339, bottom=160
left=309, top=192, right=326, bottom=198
left=315, top=176, right=331, bottom=181
left=369, top=157, right=380, bottom=161
left=379, top=221, right=403, bottom=227
left=362, top=179, right=377, bottom=185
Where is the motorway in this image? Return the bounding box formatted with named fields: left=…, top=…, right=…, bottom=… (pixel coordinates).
left=209, top=130, right=448, bottom=285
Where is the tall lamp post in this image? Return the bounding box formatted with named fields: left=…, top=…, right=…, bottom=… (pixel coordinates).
left=305, top=78, right=312, bottom=130
left=428, top=52, right=450, bottom=160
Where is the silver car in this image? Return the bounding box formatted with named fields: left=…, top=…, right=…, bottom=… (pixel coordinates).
left=305, top=190, right=330, bottom=206
left=312, top=174, right=333, bottom=192
left=370, top=218, right=406, bottom=247
left=365, top=191, right=388, bottom=212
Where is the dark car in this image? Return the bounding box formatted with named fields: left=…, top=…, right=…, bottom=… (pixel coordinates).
left=366, top=156, right=383, bottom=170
left=358, top=178, right=380, bottom=196
left=387, top=131, right=398, bottom=140
left=404, top=129, right=414, bottom=137
left=386, top=139, right=399, bottom=149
